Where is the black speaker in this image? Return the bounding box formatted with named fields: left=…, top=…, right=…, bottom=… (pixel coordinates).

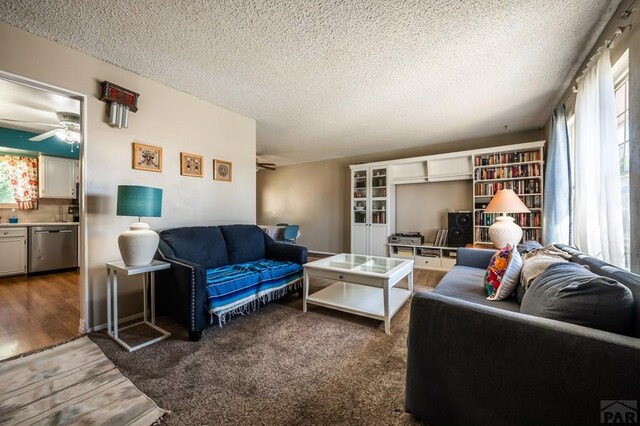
left=447, top=212, right=473, bottom=247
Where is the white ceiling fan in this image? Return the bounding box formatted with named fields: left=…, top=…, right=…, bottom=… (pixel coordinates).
left=256, top=159, right=276, bottom=171
left=0, top=111, right=80, bottom=143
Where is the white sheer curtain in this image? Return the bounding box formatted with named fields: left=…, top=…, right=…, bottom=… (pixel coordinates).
left=574, top=47, right=625, bottom=267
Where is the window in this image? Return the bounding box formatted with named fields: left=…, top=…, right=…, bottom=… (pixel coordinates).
left=565, top=50, right=630, bottom=268
left=613, top=50, right=630, bottom=269
left=0, top=156, right=17, bottom=207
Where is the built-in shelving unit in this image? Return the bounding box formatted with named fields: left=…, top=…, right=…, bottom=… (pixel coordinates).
left=388, top=243, right=457, bottom=271
left=472, top=141, right=545, bottom=245
left=349, top=141, right=546, bottom=256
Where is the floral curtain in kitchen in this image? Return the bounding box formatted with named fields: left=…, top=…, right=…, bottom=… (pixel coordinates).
left=7, top=156, right=38, bottom=210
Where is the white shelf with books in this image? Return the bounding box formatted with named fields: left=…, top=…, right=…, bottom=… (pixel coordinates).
left=472, top=141, right=545, bottom=245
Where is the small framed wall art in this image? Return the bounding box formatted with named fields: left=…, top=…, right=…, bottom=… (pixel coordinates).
left=213, top=159, right=232, bottom=182
left=132, top=142, right=162, bottom=172
left=180, top=152, right=203, bottom=177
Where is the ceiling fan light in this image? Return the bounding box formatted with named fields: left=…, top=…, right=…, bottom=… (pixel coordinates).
left=55, top=129, right=80, bottom=144
left=68, top=131, right=81, bottom=143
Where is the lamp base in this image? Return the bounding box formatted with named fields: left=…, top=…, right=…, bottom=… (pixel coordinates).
left=118, top=222, right=159, bottom=266
left=488, top=216, right=523, bottom=249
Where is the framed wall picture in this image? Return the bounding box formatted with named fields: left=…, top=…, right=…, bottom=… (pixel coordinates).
left=132, top=142, right=162, bottom=172
left=180, top=152, right=203, bottom=177
left=213, top=159, right=232, bottom=182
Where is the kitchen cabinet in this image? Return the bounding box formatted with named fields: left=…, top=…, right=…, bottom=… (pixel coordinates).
left=39, top=155, right=78, bottom=199
left=0, top=227, right=27, bottom=276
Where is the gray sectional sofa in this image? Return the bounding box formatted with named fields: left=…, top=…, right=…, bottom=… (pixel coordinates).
left=405, top=245, right=640, bottom=426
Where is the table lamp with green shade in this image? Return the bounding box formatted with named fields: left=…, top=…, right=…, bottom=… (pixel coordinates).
left=116, top=185, right=163, bottom=266
left=483, top=189, right=530, bottom=249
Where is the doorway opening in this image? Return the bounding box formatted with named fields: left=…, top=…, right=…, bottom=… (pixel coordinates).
left=0, top=70, right=87, bottom=360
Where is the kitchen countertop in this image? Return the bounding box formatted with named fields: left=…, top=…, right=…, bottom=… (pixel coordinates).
left=0, top=222, right=79, bottom=227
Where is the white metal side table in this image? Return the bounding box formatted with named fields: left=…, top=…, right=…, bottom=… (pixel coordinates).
left=106, top=260, right=171, bottom=352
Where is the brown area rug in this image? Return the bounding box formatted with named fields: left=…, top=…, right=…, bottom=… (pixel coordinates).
left=90, top=270, right=445, bottom=425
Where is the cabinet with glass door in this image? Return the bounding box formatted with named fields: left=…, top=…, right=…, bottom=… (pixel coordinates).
left=350, top=165, right=393, bottom=256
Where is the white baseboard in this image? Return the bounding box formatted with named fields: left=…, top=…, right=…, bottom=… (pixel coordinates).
left=88, top=312, right=144, bottom=333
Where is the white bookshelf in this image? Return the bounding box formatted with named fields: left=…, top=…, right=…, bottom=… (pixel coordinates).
left=472, top=141, right=545, bottom=246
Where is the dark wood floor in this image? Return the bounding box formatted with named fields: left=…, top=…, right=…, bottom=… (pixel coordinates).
left=0, top=270, right=80, bottom=361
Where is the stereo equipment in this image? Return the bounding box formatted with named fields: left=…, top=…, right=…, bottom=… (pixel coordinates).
left=447, top=212, right=473, bottom=247
left=389, top=232, right=424, bottom=245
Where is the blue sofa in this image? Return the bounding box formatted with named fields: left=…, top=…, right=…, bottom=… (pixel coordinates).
left=154, top=224, right=307, bottom=341
left=405, top=245, right=640, bottom=425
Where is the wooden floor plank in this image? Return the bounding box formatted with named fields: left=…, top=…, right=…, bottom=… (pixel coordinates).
left=0, top=270, right=80, bottom=360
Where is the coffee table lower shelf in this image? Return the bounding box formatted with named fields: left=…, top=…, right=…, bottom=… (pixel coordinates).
left=305, top=281, right=412, bottom=323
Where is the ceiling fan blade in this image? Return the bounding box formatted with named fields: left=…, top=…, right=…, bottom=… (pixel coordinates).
left=0, top=118, right=63, bottom=128
left=257, top=162, right=276, bottom=171
left=29, top=129, right=60, bottom=142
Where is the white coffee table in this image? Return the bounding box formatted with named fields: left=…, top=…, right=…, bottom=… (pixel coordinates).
left=303, top=254, right=414, bottom=334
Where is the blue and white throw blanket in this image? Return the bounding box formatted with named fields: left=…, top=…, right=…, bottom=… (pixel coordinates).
left=205, top=259, right=302, bottom=325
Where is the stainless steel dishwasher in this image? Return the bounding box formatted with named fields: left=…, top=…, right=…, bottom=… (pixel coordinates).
left=28, top=225, right=78, bottom=273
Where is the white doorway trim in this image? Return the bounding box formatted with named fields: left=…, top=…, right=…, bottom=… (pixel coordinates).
left=0, top=69, right=89, bottom=333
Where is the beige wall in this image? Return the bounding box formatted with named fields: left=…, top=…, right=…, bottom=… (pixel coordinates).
left=0, top=22, right=257, bottom=328
left=395, top=181, right=472, bottom=243
left=258, top=128, right=544, bottom=253
left=258, top=159, right=346, bottom=252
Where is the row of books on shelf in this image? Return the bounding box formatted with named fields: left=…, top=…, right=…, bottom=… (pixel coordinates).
left=371, top=177, right=386, bottom=187
left=474, top=163, right=541, bottom=180
left=417, top=248, right=440, bottom=258
left=474, top=150, right=541, bottom=166
left=474, top=211, right=541, bottom=227
left=475, top=228, right=542, bottom=243
left=371, top=211, right=387, bottom=224
left=475, top=179, right=541, bottom=196
left=474, top=197, right=542, bottom=210
left=433, top=229, right=448, bottom=246
left=396, top=247, right=414, bottom=257
left=476, top=195, right=542, bottom=209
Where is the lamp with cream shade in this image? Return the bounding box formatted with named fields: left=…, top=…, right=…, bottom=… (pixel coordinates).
left=484, top=189, right=530, bottom=249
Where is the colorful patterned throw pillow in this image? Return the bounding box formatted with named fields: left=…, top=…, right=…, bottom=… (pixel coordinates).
left=484, top=244, right=522, bottom=300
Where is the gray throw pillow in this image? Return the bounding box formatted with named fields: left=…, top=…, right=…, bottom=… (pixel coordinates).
left=520, top=262, right=635, bottom=335
left=517, top=240, right=543, bottom=255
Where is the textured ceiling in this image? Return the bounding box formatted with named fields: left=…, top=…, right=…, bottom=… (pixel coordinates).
left=0, top=1, right=620, bottom=165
